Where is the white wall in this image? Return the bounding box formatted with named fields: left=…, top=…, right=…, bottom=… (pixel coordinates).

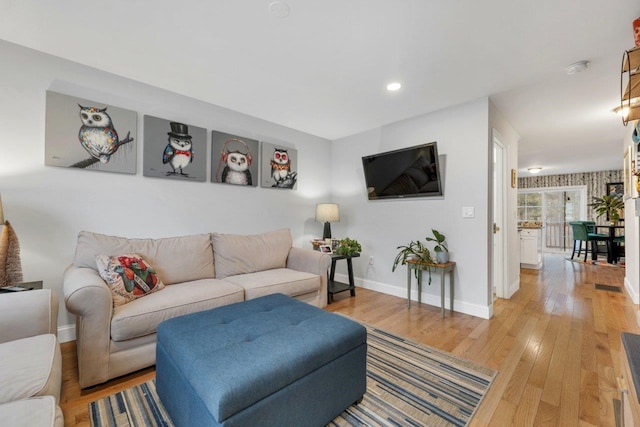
left=489, top=101, right=521, bottom=298
left=0, top=40, right=332, bottom=333
left=330, top=98, right=493, bottom=318
left=624, top=121, right=639, bottom=307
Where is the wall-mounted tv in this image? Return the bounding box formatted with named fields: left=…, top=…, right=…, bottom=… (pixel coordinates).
left=362, top=142, right=443, bottom=200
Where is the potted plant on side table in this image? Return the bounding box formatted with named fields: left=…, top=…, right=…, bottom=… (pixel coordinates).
left=589, top=194, right=624, bottom=225
left=336, top=237, right=361, bottom=256
left=426, top=229, right=449, bottom=264
left=392, top=238, right=434, bottom=283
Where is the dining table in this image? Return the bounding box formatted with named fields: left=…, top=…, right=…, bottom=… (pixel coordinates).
left=595, top=224, right=625, bottom=264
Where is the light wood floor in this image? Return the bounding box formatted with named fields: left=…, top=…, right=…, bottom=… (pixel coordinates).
left=59, top=254, right=637, bottom=426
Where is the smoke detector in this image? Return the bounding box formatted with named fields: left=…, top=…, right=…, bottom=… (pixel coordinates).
left=269, top=1, right=290, bottom=18
left=566, top=60, right=590, bottom=75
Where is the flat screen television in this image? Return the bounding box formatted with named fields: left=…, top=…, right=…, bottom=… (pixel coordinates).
left=362, top=142, right=443, bottom=200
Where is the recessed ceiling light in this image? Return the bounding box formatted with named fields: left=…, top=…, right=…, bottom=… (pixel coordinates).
left=386, top=82, right=402, bottom=91
left=566, top=60, right=590, bottom=75
left=528, top=167, right=543, bottom=174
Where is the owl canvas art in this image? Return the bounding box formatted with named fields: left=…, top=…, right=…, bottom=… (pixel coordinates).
left=143, top=116, right=206, bottom=182
left=260, top=142, right=297, bottom=189
left=45, top=91, right=137, bottom=174
left=78, top=105, right=133, bottom=165
left=162, top=122, right=194, bottom=177
left=211, top=131, right=259, bottom=187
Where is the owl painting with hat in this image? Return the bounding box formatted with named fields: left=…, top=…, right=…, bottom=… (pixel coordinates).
left=143, top=116, right=205, bottom=181
left=162, top=122, right=194, bottom=176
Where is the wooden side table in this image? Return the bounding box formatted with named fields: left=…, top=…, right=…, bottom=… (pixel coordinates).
left=328, top=253, right=360, bottom=303
left=406, top=260, right=455, bottom=317
left=0, top=280, right=44, bottom=294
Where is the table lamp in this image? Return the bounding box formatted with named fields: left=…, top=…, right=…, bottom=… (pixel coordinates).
left=315, top=203, right=340, bottom=240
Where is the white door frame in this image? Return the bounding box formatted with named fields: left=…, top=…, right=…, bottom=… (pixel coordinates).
left=492, top=131, right=508, bottom=299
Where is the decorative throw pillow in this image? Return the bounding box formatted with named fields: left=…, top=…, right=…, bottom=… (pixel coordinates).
left=96, top=253, right=165, bottom=307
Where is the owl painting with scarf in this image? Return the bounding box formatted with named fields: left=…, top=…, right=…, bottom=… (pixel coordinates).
left=162, top=121, right=194, bottom=177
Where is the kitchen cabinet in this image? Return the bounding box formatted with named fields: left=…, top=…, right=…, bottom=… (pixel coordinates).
left=520, top=228, right=543, bottom=269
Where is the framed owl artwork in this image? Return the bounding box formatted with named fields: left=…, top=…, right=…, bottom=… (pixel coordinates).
left=143, top=115, right=207, bottom=182
left=211, top=131, right=259, bottom=187
left=260, top=142, right=298, bottom=190
left=45, top=91, right=137, bottom=174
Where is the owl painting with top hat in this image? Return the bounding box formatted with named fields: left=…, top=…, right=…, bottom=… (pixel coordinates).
left=163, top=122, right=194, bottom=176
left=142, top=116, right=206, bottom=182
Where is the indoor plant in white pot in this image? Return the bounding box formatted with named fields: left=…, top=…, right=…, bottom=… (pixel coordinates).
left=426, top=229, right=449, bottom=264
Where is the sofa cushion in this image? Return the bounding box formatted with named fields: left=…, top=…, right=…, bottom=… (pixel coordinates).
left=74, top=231, right=215, bottom=285
left=212, top=229, right=292, bottom=279
left=0, top=334, right=61, bottom=404
left=0, top=396, right=64, bottom=427
left=110, top=279, right=244, bottom=342
left=224, top=268, right=320, bottom=301
left=96, top=254, right=165, bottom=307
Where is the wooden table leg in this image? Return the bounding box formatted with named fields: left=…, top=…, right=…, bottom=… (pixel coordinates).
left=406, top=264, right=411, bottom=308
left=449, top=267, right=454, bottom=314
left=347, top=258, right=356, bottom=296
left=417, top=268, right=422, bottom=305
left=440, top=268, right=445, bottom=318
left=328, top=259, right=337, bottom=303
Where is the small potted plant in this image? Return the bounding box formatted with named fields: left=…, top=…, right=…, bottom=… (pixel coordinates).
left=392, top=239, right=434, bottom=282
left=426, top=229, right=449, bottom=264
left=589, top=194, right=624, bottom=225
left=336, top=237, right=361, bottom=256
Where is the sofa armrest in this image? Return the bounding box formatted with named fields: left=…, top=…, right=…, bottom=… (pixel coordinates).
left=0, top=289, right=58, bottom=344
left=63, top=264, right=113, bottom=387
left=287, top=247, right=331, bottom=308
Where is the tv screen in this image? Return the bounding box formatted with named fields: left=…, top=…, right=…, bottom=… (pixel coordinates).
left=362, top=142, right=442, bottom=200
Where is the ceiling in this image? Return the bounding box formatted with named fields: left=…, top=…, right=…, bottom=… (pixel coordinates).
left=1, top=1, right=638, bottom=176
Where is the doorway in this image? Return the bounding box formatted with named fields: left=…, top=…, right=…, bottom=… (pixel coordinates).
left=492, top=132, right=507, bottom=299
left=518, top=186, right=587, bottom=252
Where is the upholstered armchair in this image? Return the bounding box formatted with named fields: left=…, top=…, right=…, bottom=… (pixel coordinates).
left=0, top=289, right=63, bottom=427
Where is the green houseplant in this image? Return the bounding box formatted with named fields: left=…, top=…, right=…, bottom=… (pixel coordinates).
left=425, top=229, right=448, bottom=264
left=392, top=238, right=434, bottom=282
left=589, top=194, right=624, bottom=225
left=336, top=237, right=361, bottom=256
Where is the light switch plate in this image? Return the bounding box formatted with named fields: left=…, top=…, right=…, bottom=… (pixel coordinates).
left=462, top=207, right=475, bottom=218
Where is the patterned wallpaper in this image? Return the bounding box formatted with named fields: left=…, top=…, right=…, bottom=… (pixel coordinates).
left=518, top=169, right=623, bottom=224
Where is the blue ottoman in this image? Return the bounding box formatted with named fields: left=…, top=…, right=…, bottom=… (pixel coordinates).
left=156, top=293, right=367, bottom=427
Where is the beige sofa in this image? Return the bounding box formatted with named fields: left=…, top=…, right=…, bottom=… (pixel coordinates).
left=0, top=289, right=63, bottom=427
left=64, top=229, right=331, bottom=388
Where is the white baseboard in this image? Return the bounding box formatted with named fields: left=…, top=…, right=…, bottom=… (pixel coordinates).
left=624, top=276, right=640, bottom=305
left=57, top=324, right=76, bottom=343
left=334, top=273, right=492, bottom=319
left=507, top=278, right=520, bottom=299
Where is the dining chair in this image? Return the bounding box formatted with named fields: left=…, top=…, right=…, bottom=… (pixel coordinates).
left=615, top=234, right=625, bottom=262
left=569, top=221, right=609, bottom=262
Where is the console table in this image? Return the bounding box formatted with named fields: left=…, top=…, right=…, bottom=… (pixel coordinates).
left=406, top=260, right=455, bottom=317
left=328, top=253, right=359, bottom=303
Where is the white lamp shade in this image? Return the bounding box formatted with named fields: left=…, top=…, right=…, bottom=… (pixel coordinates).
left=315, top=203, right=340, bottom=222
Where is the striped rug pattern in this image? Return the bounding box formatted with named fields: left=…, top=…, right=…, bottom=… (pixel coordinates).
left=90, top=326, right=496, bottom=427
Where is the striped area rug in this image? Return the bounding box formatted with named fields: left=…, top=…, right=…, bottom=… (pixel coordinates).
left=90, top=326, right=496, bottom=427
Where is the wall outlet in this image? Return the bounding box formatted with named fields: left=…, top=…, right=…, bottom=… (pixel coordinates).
left=369, top=256, right=374, bottom=265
